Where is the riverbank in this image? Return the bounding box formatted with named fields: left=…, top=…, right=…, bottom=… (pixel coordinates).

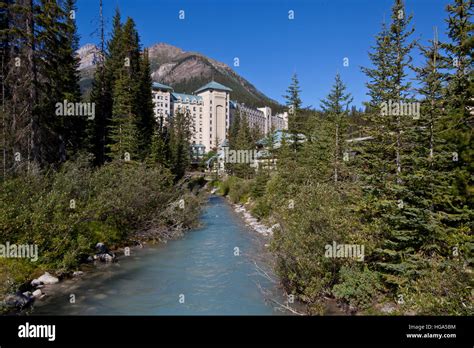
left=0, top=159, right=207, bottom=314
left=30, top=195, right=294, bottom=315
left=216, top=188, right=346, bottom=316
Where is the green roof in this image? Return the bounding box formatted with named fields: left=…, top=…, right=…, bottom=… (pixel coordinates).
left=152, top=82, right=173, bottom=91
left=194, top=81, right=232, bottom=94
left=171, top=93, right=203, bottom=103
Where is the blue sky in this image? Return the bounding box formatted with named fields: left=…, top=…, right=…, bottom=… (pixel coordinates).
left=76, top=0, right=451, bottom=109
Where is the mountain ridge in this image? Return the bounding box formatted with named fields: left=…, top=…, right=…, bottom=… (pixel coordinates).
left=77, top=42, right=282, bottom=110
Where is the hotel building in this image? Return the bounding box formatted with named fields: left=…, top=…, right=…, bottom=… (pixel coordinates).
left=152, top=81, right=287, bottom=153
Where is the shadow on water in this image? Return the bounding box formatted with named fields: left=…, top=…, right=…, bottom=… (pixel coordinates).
left=32, top=196, right=297, bottom=315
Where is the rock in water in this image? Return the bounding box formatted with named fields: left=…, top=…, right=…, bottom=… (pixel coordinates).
left=32, top=289, right=42, bottom=298
left=4, top=291, right=34, bottom=309
left=37, top=272, right=59, bottom=285
left=94, top=243, right=116, bottom=262
left=94, top=253, right=115, bottom=262
left=31, top=279, right=43, bottom=287
left=95, top=242, right=109, bottom=254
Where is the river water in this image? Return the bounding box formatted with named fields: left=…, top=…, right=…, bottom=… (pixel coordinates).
left=32, top=196, right=292, bottom=315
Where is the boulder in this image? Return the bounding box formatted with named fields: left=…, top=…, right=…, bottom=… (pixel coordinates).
left=94, top=253, right=115, bottom=262
left=37, top=272, right=59, bottom=285
left=95, top=242, right=110, bottom=254
left=73, top=271, right=84, bottom=277
left=94, top=243, right=116, bottom=262
left=4, top=291, right=34, bottom=309
left=32, top=289, right=42, bottom=298
left=31, top=279, right=43, bottom=287
left=380, top=302, right=397, bottom=314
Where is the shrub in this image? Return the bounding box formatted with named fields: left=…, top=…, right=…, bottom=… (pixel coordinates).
left=332, top=265, right=383, bottom=310
left=398, top=259, right=473, bottom=315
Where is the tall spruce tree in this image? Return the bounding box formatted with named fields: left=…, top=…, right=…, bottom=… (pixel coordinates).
left=89, top=7, right=122, bottom=165
left=3, top=0, right=41, bottom=172
left=283, top=73, right=303, bottom=151
left=169, top=110, right=192, bottom=180
left=320, top=73, right=353, bottom=183
left=359, top=0, right=418, bottom=288
left=136, top=48, right=154, bottom=159
left=107, top=70, right=138, bottom=160
left=438, top=0, right=473, bottom=262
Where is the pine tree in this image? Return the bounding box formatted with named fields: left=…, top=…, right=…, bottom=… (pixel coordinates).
left=0, top=0, right=11, bottom=178
left=283, top=73, right=303, bottom=151
left=60, top=0, right=84, bottom=156
left=359, top=0, right=419, bottom=288
left=3, top=0, right=40, bottom=172
left=89, top=7, right=122, bottom=165
left=320, top=73, right=353, bottom=183
left=136, top=48, right=154, bottom=159
left=441, top=0, right=473, bottom=207
left=107, top=71, right=138, bottom=160
left=169, top=110, right=192, bottom=180
left=437, top=0, right=473, bottom=261
left=35, top=0, right=83, bottom=163
left=233, top=110, right=255, bottom=179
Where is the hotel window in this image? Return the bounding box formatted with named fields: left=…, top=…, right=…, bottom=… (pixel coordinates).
left=193, top=107, right=196, bottom=111
left=210, top=100, right=212, bottom=104
left=199, top=107, right=202, bottom=112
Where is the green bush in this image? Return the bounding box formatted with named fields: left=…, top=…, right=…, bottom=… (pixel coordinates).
left=332, top=265, right=383, bottom=310
left=398, top=259, right=473, bottom=315
left=228, top=178, right=252, bottom=204
left=270, top=182, right=362, bottom=314
left=217, top=179, right=230, bottom=196
left=250, top=197, right=272, bottom=219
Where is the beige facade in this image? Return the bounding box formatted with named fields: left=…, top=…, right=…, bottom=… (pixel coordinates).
left=152, top=81, right=287, bottom=153
left=231, top=103, right=288, bottom=136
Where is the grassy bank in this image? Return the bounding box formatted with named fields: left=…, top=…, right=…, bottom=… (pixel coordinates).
left=0, top=155, right=206, bottom=306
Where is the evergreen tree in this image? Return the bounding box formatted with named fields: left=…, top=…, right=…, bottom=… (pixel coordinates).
left=35, top=0, right=83, bottom=163
left=107, top=70, right=138, bottom=160
left=441, top=0, right=473, bottom=208
left=320, top=73, right=353, bottom=183
left=3, top=0, right=41, bottom=171
left=169, top=110, right=192, bottom=180
left=89, top=7, right=122, bottom=165
left=136, top=48, right=154, bottom=159
left=233, top=110, right=255, bottom=179
left=283, top=73, right=303, bottom=151
left=359, top=0, right=418, bottom=288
